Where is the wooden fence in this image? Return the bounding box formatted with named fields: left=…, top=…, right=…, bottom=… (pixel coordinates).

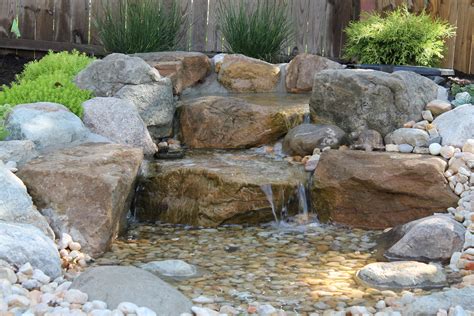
left=0, top=0, right=473, bottom=74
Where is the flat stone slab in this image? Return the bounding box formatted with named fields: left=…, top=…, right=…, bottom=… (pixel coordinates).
left=356, top=261, right=447, bottom=290
left=135, top=151, right=307, bottom=226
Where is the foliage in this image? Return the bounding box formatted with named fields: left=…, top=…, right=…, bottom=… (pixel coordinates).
left=343, top=6, right=455, bottom=66
left=16, top=50, right=94, bottom=83
left=451, top=83, right=474, bottom=98
left=95, top=0, right=185, bottom=54
left=218, top=0, right=294, bottom=63
left=0, top=51, right=94, bottom=140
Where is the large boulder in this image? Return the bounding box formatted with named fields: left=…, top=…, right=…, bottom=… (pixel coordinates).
left=282, top=123, right=346, bottom=156
left=310, top=70, right=439, bottom=136
left=5, top=102, right=106, bottom=152
left=179, top=96, right=307, bottom=149
left=17, top=143, right=143, bottom=256
left=286, top=54, right=344, bottom=93
left=134, top=51, right=211, bottom=95
left=311, top=150, right=458, bottom=229
left=82, top=97, right=157, bottom=156
left=0, top=222, right=61, bottom=278
left=383, top=215, right=465, bottom=263
left=217, top=54, right=281, bottom=92
left=71, top=266, right=192, bottom=315
left=356, top=261, right=447, bottom=290
left=75, top=53, right=175, bottom=140
left=385, top=128, right=430, bottom=147
left=433, top=104, right=474, bottom=148
left=134, top=151, right=307, bottom=226
left=0, top=140, right=38, bottom=166
left=0, top=164, right=53, bottom=238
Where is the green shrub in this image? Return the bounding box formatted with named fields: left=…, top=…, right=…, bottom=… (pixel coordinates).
left=16, top=50, right=94, bottom=83
left=95, top=0, right=185, bottom=54
left=344, top=6, right=455, bottom=66
left=0, top=50, right=94, bottom=140
left=218, top=0, right=293, bottom=63
left=451, top=83, right=474, bottom=98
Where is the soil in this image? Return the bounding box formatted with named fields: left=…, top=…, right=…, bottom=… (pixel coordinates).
left=0, top=54, right=33, bottom=88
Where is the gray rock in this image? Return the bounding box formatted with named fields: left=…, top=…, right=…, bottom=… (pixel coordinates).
left=402, top=286, right=474, bottom=314
left=71, top=266, right=192, bottom=315
left=141, top=260, right=197, bottom=277
left=385, top=128, right=430, bottom=147
left=82, top=97, right=157, bottom=155
left=398, top=144, right=414, bottom=153
left=115, top=81, right=175, bottom=140
left=0, top=222, right=61, bottom=278
left=384, top=215, right=465, bottom=263
left=310, top=70, right=439, bottom=136
left=283, top=123, right=346, bottom=156
left=433, top=104, right=474, bottom=148
left=352, top=129, right=384, bottom=151
left=5, top=102, right=108, bottom=152
left=356, top=261, right=447, bottom=290
left=0, top=165, right=53, bottom=238
left=74, top=53, right=162, bottom=97
left=0, top=140, right=38, bottom=166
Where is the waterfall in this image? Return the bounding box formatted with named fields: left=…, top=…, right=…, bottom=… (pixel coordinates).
left=260, top=184, right=279, bottom=224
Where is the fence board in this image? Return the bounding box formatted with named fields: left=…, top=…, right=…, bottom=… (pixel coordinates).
left=191, top=0, right=207, bottom=51
left=205, top=0, right=219, bottom=52
left=0, top=0, right=17, bottom=39
left=289, top=0, right=309, bottom=54
left=70, top=0, right=89, bottom=44
left=53, top=0, right=71, bottom=42
left=36, top=0, right=54, bottom=42
left=19, top=0, right=36, bottom=40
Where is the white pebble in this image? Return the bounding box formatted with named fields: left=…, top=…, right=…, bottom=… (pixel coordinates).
left=64, top=289, right=88, bottom=304
left=92, top=300, right=108, bottom=310
left=19, top=262, right=33, bottom=276
left=375, top=300, right=386, bottom=309
left=32, top=269, right=51, bottom=284
left=136, top=306, right=157, bottom=316
left=386, top=144, right=399, bottom=152
left=192, top=295, right=214, bottom=304
left=0, top=267, right=17, bottom=284
left=90, top=310, right=113, bottom=316
left=6, top=294, right=30, bottom=308
left=69, top=242, right=82, bottom=251
left=441, top=146, right=455, bottom=159
left=117, top=302, right=138, bottom=314
left=429, top=143, right=442, bottom=156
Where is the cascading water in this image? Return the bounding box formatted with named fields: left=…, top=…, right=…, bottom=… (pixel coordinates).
left=303, top=113, right=311, bottom=124
left=260, top=184, right=279, bottom=224
left=297, top=183, right=309, bottom=222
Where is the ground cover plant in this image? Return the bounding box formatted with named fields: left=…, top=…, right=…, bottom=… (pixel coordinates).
left=344, top=6, right=455, bottom=66
left=96, top=0, right=185, bottom=54
left=218, top=0, right=293, bottom=63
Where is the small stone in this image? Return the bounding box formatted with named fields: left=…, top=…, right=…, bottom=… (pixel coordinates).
left=69, top=242, right=82, bottom=251
left=305, top=155, right=320, bottom=172
left=398, top=144, right=414, bottom=153
left=22, top=279, right=41, bottom=290
left=6, top=294, right=30, bottom=308
left=32, top=269, right=51, bottom=284
left=413, top=147, right=430, bottom=154
left=385, top=144, right=399, bottom=152
left=422, top=110, right=434, bottom=122
left=64, top=289, right=88, bottom=304
left=426, top=99, right=452, bottom=115
left=0, top=267, right=17, bottom=284
left=455, top=183, right=464, bottom=195
left=257, top=304, right=277, bottom=315
left=191, top=306, right=220, bottom=316
left=19, top=262, right=33, bottom=276
left=404, top=121, right=416, bottom=128
left=90, top=310, right=113, bottom=316
left=375, top=300, right=386, bottom=309
left=117, top=302, right=138, bottom=314
left=192, top=295, right=214, bottom=304
left=462, top=139, right=474, bottom=154
left=136, top=306, right=157, bottom=316
left=413, top=120, right=429, bottom=130
left=92, top=300, right=108, bottom=310
left=429, top=143, right=442, bottom=156
left=440, top=146, right=455, bottom=159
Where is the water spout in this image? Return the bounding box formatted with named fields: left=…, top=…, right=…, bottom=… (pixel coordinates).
left=297, top=183, right=309, bottom=222
left=260, top=184, right=279, bottom=224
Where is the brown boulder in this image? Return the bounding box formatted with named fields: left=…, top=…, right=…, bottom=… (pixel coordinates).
left=286, top=54, right=343, bottom=93
left=17, top=143, right=143, bottom=256
left=217, top=54, right=280, bottom=92
left=134, top=152, right=307, bottom=227
left=134, top=51, right=211, bottom=95
left=179, top=96, right=307, bottom=149
left=311, top=150, right=457, bottom=229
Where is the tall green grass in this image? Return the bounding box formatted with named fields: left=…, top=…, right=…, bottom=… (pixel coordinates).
left=95, top=0, right=186, bottom=54
left=218, top=0, right=293, bottom=63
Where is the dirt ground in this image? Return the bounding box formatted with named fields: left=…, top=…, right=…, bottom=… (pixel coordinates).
left=0, top=54, right=32, bottom=88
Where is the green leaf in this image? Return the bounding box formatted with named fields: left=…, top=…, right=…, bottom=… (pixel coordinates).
left=10, top=18, right=21, bottom=38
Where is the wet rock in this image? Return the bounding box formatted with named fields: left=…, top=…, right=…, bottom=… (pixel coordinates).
left=383, top=215, right=465, bottom=263
left=282, top=123, right=346, bottom=156
left=402, top=286, right=474, bottom=314
left=285, top=54, right=343, bottom=93
left=0, top=140, right=38, bottom=166
left=179, top=96, right=306, bottom=149
left=311, top=150, right=458, bottom=229
left=385, top=128, right=429, bottom=147
left=4, top=102, right=107, bottom=152
left=433, top=105, right=474, bottom=148
left=0, top=222, right=61, bottom=278
left=134, top=151, right=307, bottom=226
left=75, top=53, right=175, bottom=140
left=310, top=70, right=439, bottom=136
left=71, top=266, right=192, bottom=315
left=141, top=260, right=197, bottom=278
left=82, top=97, right=157, bottom=156
left=133, top=51, right=211, bottom=95
left=356, top=261, right=447, bottom=290
left=0, top=164, right=53, bottom=238
left=17, top=143, right=143, bottom=256
left=217, top=54, right=280, bottom=92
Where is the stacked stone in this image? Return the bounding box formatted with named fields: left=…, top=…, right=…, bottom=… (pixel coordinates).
left=56, top=233, right=91, bottom=272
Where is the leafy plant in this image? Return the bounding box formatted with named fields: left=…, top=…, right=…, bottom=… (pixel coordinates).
left=451, top=83, right=474, bottom=98
left=95, top=0, right=185, bottom=54
left=218, top=0, right=293, bottom=63
left=343, top=6, right=455, bottom=66
left=0, top=51, right=94, bottom=129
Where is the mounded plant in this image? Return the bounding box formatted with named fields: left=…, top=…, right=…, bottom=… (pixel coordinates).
left=343, top=6, right=455, bottom=67
left=95, top=0, right=185, bottom=54
left=218, top=0, right=294, bottom=63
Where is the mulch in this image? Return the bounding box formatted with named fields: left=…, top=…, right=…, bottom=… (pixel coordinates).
left=0, top=54, right=33, bottom=88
